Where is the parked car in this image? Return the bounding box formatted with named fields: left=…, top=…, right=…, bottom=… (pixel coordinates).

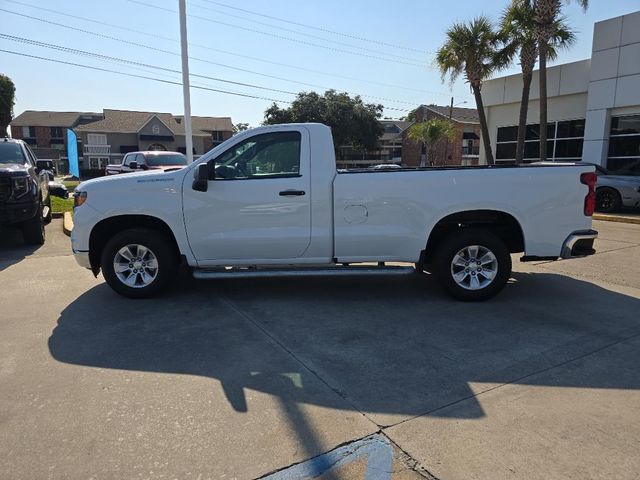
left=105, top=151, right=188, bottom=176
left=369, top=164, right=402, bottom=170
left=71, top=123, right=597, bottom=301
left=0, top=138, right=51, bottom=244
left=588, top=164, right=640, bottom=213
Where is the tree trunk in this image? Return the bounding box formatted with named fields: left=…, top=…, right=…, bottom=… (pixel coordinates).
left=472, top=85, right=494, bottom=165
left=538, top=42, right=548, bottom=161
left=516, top=72, right=533, bottom=165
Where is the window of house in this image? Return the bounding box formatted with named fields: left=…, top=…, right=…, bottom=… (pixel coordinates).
left=495, top=119, right=584, bottom=163
left=88, top=157, right=109, bottom=169
left=212, top=131, right=224, bottom=142
left=22, top=126, right=36, bottom=138
left=212, top=131, right=301, bottom=180
left=50, top=127, right=64, bottom=138
left=608, top=114, right=640, bottom=173
left=87, top=133, right=107, bottom=145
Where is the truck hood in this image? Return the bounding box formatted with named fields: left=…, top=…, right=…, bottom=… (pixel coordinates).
left=77, top=168, right=187, bottom=192
left=0, top=162, right=29, bottom=174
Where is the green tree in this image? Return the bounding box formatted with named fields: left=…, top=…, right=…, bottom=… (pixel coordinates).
left=534, top=0, right=588, bottom=161
left=263, top=90, right=383, bottom=151
left=0, top=74, right=16, bottom=136
left=402, top=109, right=417, bottom=122
left=233, top=122, right=250, bottom=134
left=500, top=1, right=575, bottom=163
left=436, top=17, right=509, bottom=165
left=407, top=118, right=456, bottom=167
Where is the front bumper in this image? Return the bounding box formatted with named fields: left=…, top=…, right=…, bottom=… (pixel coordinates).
left=560, top=229, right=598, bottom=259
left=73, top=249, right=92, bottom=269
left=0, top=199, right=39, bottom=225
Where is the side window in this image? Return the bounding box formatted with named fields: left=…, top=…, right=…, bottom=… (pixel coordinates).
left=136, top=153, right=146, bottom=165
left=212, top=131, right=301, bottom=180
left=23, top=144, right=37, bottom=166
left=122, top=154, right=131, bottom=166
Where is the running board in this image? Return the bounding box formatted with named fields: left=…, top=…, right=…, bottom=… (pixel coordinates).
left=192, top=265, right=416, bottom=280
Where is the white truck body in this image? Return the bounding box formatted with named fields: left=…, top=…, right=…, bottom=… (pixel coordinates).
left=71, top=123, right=598, bottom=300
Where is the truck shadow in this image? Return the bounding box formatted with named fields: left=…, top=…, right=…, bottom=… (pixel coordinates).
left=0, top=225, right=42, bottom=271
left=48, top=271, right=640, bottom=423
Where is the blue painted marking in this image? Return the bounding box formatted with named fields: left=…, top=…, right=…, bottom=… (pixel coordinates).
left=263, top=435, right=393, bottom=480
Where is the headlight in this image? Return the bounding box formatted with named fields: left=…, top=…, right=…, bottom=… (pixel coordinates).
left=73, top=191, right=87, bottom=208
left=12, top=176, right=31, bottom=198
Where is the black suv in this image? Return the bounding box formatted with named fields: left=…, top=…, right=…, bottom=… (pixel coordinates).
left=0, top=138, right=51, bottom=244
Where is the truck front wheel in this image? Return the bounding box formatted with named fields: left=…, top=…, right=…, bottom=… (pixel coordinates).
left=22, top=202, right=46, bottom=245
left=101, top=228, right=178, bottom=298
left=434, top=229, right=511, bottom=301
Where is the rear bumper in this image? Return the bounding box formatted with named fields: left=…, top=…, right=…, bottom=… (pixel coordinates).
left=560, top=229, right=598, bottom=259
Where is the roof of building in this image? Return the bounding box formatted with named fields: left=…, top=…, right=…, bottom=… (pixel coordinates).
left=74, top=109, right=233, bottom=136
left=421, top=104, right=480, bottom=124
left=379, top=120, right=413, bottom=141
left=176, top=115, right=234, bottom=132
left=10, top=111, right=93, bottom=127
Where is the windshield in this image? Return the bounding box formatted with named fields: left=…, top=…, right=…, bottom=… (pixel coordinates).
left=145, top=154, right=188, bottom=167
left=0, top=143, right=26, bottom=164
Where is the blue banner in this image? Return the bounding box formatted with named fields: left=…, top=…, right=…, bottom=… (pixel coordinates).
left=67, top=128, right=79, bottom=179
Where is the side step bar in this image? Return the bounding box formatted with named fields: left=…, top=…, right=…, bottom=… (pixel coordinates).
left=192, top=265, right=416, bottom=280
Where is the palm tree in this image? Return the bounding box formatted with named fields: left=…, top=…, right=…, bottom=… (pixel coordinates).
left=436, top=17, right=509, bottom=165
left=407, top=118, right=456, bottom=167
left=500, top=1, right=576, bottom=164
left=534, top=0, right=588, bottom=161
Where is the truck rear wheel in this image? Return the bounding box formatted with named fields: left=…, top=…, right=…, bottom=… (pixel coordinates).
left=434, top=229, right=511, bottom=301
left=101, top=228, right=178, bottom=299
left=22, top=203, right=46, bottom=245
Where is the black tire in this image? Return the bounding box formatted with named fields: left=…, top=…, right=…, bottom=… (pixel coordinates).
left=434, top=229, right=511, bottom=301
left=596, top=187, right=621, bottom=213
left=101, top=228, right=179, bottom=299
left=22, top=203, right=46, bottom=245
left=44, top=195, right=52, bottom=224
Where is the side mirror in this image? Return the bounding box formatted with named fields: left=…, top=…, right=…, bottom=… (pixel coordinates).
left=129, top=161, right=138, bottom=170
left=36, top=159, right=54, bottom=173
left=192, top=163, right=209, bottom=192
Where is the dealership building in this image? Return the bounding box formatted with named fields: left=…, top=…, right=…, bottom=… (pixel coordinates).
left=480, top=10, right=640, bottom=173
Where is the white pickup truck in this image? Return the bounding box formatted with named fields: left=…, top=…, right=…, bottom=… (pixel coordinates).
left=71, top=123, right=598, bottom=301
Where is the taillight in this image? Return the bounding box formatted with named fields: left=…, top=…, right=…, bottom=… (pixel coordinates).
left=580, top=172, right=597, bottom=216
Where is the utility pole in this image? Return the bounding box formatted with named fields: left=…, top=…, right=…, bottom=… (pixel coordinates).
left=178, top=0, right=194, bottom=163
left=444, top=96, right=454, bottom=164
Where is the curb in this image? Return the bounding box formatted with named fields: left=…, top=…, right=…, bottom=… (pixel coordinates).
left=593, top=213, right=640, bottom=225
left=52, top=212, right=64, bottom=219
left=63, top=212, right=74, bottom=237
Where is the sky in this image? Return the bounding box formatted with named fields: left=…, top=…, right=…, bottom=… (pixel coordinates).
left=2, top=0, right=639, bottom=127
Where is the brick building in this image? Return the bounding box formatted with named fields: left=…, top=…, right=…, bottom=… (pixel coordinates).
left=10, top=109, right=234, bottom=175
left=401, top=104, right=481, bottom=167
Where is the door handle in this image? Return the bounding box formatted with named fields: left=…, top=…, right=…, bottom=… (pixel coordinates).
left=279, top=189, right=306, bottom=196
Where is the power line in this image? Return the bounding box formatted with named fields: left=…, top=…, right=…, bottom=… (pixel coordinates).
left=197, top=0, right=427, bottom=54
left=0, top=7, right=424, bottom=107
left=3, top=0, right=454, bottom=97
left=188, top=0, right=426, bottom=61
left=0, top=35, right=412, bottom=113
left=128, top=0, right=426, bottom=68
left=0, top=48, right=293, bottom=103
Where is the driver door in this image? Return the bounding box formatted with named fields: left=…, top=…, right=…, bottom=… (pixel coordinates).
left=182, top=127, right=312, bottom=264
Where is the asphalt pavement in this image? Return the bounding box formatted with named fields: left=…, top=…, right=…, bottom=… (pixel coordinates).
left=0, top=220, right=639, bottom=480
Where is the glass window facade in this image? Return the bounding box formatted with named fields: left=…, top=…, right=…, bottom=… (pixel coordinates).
left=608, top=115, right=640, bottom=174
left=495, top=119, right=585, bottom=163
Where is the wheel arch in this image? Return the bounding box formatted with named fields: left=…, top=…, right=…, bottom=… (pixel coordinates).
left=421, top=209, right=525, bottom=264
left=88, top=214, right=181, bottom=274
